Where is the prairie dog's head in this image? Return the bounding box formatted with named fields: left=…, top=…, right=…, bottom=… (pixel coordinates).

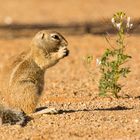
left=31, top=30, right=69, bottom=54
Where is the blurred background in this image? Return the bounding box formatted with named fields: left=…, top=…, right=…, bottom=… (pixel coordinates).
left=0, top=0, right=139, bottom=38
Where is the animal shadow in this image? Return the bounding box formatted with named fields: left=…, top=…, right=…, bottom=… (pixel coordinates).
left=135, top=96, right=140, bottom=99
left=36, top=106, right=92, bottom=114
left=94, top=105, right=133, bottom=111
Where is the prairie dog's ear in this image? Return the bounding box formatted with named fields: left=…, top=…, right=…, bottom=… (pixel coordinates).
left=32, top=32, right=47, bottom=48
left=41, top=33, right=45, bottom=39
left=35, top=32, right=45, bottom=40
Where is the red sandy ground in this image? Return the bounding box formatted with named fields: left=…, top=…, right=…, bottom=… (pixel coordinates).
left=0, top=35, right=140, bottom=140
left=0, top=0, right=140, bottom=140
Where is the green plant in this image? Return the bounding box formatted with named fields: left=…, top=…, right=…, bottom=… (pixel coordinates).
left=99, top=12, right=133, bottom=98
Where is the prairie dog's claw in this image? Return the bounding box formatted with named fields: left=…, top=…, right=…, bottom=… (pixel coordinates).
left=58, top=47, right=69, bottom=59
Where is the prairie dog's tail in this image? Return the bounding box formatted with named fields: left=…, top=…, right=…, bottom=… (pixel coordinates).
left=0, top=105, right=27, bottom=126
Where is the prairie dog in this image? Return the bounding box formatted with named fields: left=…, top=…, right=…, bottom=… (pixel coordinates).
left=0, top=30, right=69, bottom=125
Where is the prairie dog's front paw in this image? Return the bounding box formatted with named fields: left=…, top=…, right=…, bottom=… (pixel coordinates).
left=58, top=47, right=69, bottom=59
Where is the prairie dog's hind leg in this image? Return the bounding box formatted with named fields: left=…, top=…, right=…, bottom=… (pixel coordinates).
left=31, top=107, right=59, bottom=116
left=9, top=82, right=40, bottom=114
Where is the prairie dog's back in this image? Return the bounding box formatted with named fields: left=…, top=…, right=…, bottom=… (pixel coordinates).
left=0, top=51, right=28, bottom=90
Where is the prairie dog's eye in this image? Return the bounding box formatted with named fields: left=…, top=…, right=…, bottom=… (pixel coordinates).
left=51, top=34, right=60, bottom=40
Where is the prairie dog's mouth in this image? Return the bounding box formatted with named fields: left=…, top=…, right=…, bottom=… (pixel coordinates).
left=60, top=45, right=69, bottom=57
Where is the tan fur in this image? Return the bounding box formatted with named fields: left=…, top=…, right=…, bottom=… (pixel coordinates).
left=0, top=30, right=69, bottom=114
